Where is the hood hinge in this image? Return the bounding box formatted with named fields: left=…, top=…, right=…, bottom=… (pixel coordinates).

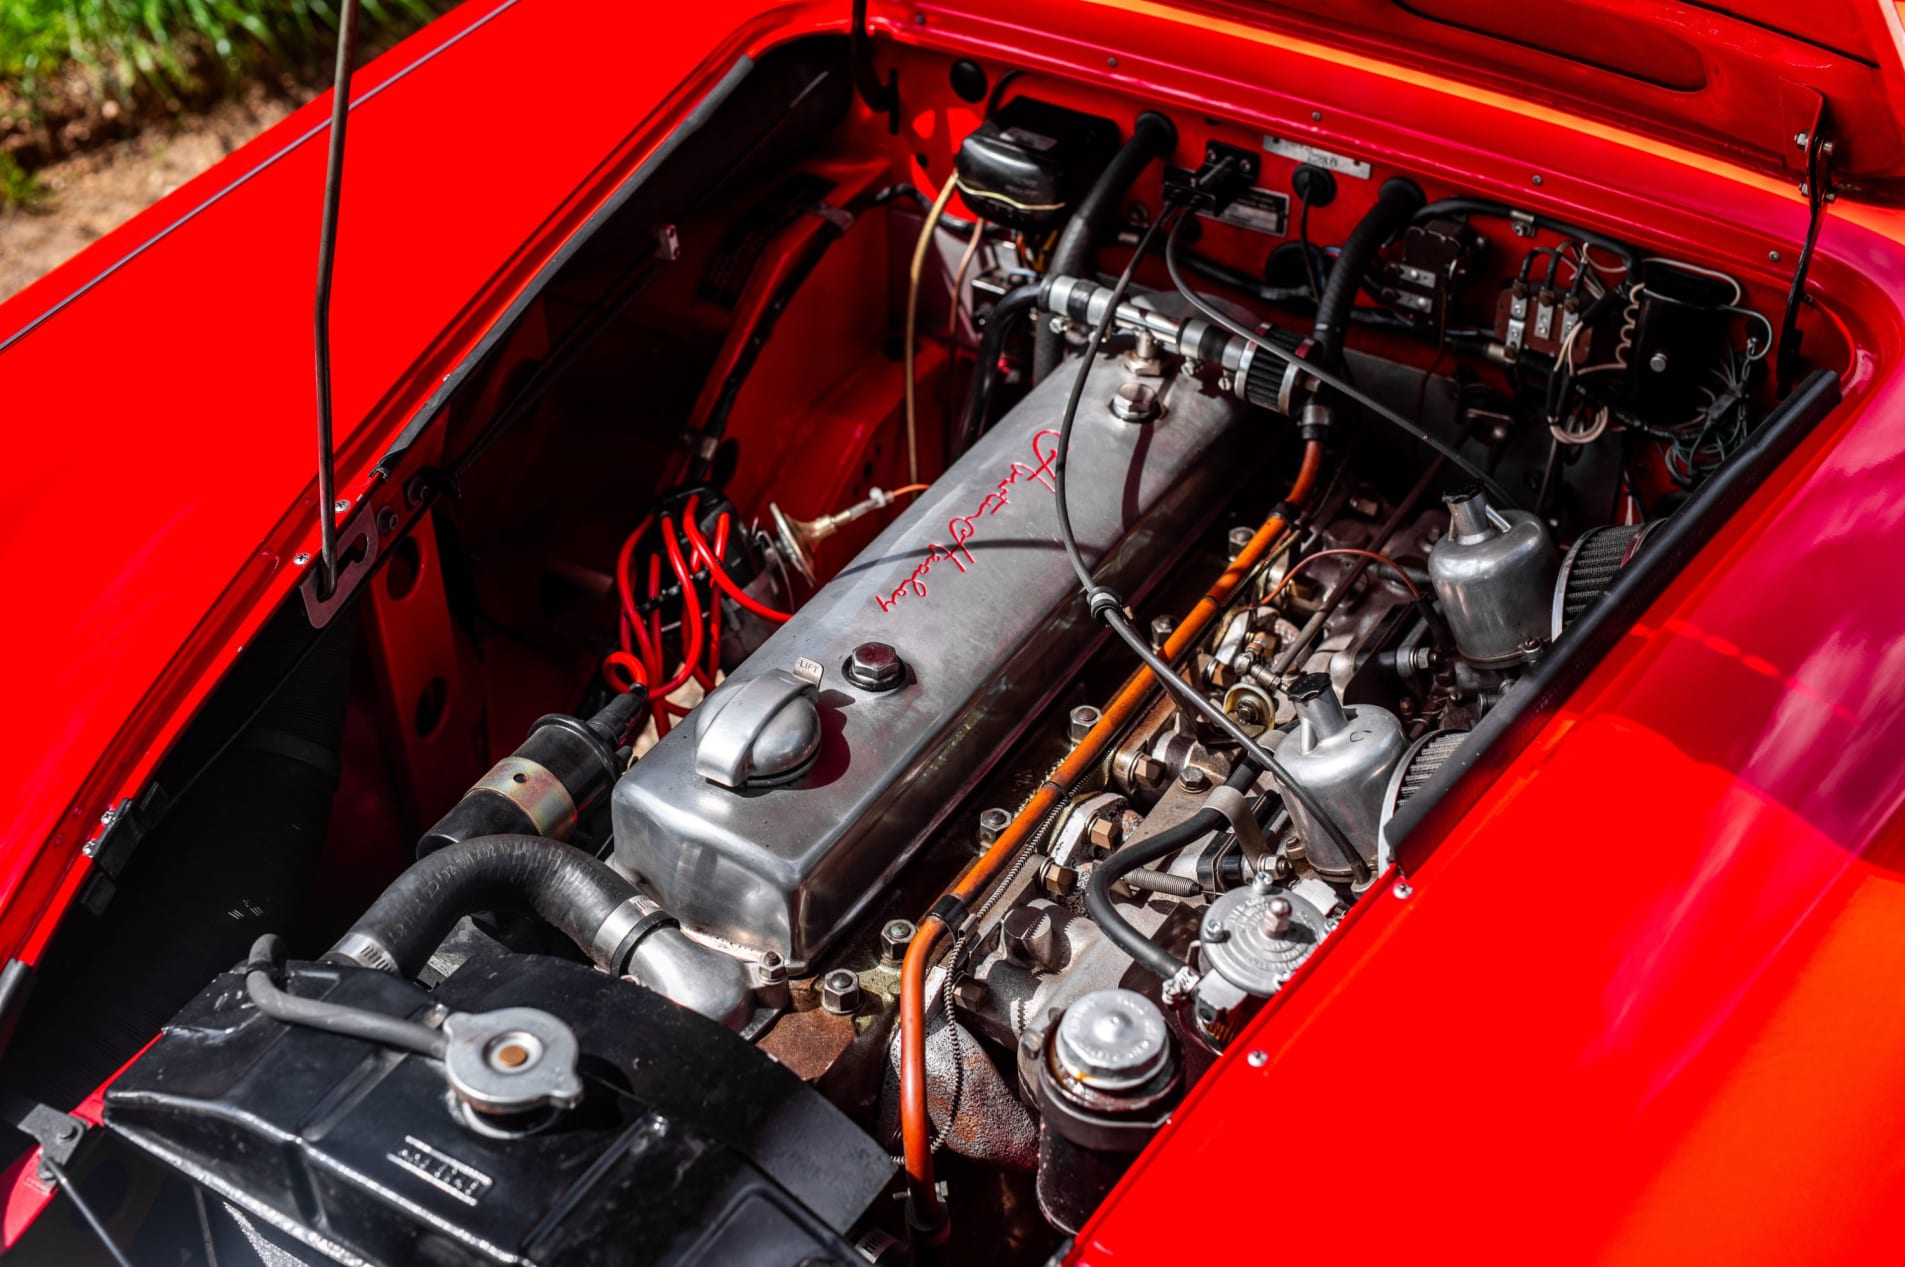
left=1775, top=118, right=1837, bottom=398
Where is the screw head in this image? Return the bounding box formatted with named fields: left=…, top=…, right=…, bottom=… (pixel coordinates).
left=1311, top=110, right=1323, bottom=122
left=820, top=969, right=862, bottom=1015
left=1531, top=174, right=1544, bottom=186
left=1769, top=249, right=1783, bottom=264
left=880, top=919, right=917, bottom=964
left=334, top=498, right=352, bottom=514
left=1795, top=130, right=1810, bottom=149
left=1648, top=351, right=1670, bottom=373
left=293, top=552, right=311, bottom=566
left=1246, top=1049, right=1269, bottom=1067
left=844, top=642, right=905, bottom=692
left=1393, top=882, right=1414, bottom=900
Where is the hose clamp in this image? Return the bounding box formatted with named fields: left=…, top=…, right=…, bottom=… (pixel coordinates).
left=592, top=894, right=677, bottom=973
left=329, top=929, right=400, bottom=974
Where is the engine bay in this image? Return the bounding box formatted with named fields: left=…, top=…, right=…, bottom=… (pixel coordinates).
left=3, top=27, right=1858, bottom=1267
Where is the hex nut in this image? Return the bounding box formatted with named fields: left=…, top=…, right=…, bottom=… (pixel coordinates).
left=1069, top=704, right=1102, bottom=742
left=1040, top=861, right=1078, bottom=897
left=844, top=642, right=905, bottom=692
left=820, top=969, right=862, bottom=1015
left=978, top=807, right=1012, bottom=845
left=1132, top=754, right=1168, bottom=786
left=880, top=919, right=917, bottom=965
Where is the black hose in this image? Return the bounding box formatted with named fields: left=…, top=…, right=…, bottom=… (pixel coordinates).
left=245, top=934, right=446, bottom=1058
left=332, top=835, right=636, bottom=979
left=1032, top=111, right=1177, bottom=382
left=1086, top=762, right=1258, bottom=981
left=1312, top=178, right=1423, bottom=370
left=952, top=281, right=1041, bottom=458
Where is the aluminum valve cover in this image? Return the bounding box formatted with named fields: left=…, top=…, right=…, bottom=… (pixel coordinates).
left=612, top=342, right=1257, bottom=967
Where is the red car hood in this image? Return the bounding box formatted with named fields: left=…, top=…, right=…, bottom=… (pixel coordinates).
left=1088, top=0, right=1905, bottom=189
left=0, top=0, right=841, bottom=963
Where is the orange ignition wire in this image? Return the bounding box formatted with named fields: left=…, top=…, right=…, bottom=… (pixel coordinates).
left=898, top=441, right=1326, bottom=1232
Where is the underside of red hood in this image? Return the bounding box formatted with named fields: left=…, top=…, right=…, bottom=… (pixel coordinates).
left=1192, top=0, right=1905, bottom=190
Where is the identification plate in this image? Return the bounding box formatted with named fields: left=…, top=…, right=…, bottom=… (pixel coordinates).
left=1261, top=135, right=1371, bottom=180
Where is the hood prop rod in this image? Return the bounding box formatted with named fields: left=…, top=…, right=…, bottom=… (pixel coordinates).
left=1775, top=119, right=1835, bottom=400
left=312, top=0, right=361, bottom=600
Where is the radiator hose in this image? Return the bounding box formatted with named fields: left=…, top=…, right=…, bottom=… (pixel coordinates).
left=1032, top=111, right=1177, bottom=382
left=1311, top=177, right=1423, bottom=370
left=329, top=835, right=752, bottom=1029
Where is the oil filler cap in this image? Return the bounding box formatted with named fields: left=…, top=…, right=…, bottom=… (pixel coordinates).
left=693, top=668, right=822, bottom=790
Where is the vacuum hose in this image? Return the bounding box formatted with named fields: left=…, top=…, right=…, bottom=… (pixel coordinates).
left=1085, top=761, right=1258, bottom=981
left=1311, top=177, right=1423, bottom=370
left=1032, top=111, right=1177, bottom=382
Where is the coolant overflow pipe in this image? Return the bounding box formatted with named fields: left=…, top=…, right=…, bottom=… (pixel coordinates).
left=899, top=440, right=1326, bottom=1238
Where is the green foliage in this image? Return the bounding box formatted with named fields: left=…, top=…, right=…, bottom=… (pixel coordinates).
left=0, top=0, right=443, bottom=107
left=0, top=151, right=48, bottom=211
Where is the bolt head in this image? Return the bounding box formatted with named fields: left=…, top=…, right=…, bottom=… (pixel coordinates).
left=1227, top=525, right=1255, bottom=557
left=978, top=807, right=1012, bottom=844
left=820, top=969, right=862, bottom=1015
left=1068, top=704, right=1102, bottom=742
left=844, top=642, right=905, bottom=692
left=1132, top=754, right=1168, bottom=786
left=880, top=919, right=917, bottom=964
left=1178, top=764, right=1212, bottom=792
left=1149, top=614, right=1176, bottom=649
left=1086, top=813, right=1123, bottom=852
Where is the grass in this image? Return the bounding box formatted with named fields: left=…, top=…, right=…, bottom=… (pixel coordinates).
left=0, top=0, right=440, bottom=100
left=0, top=0, right=448, bottom=207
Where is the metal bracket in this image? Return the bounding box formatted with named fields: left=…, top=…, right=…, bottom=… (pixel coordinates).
left=78, top=783, right=170, bottom=914
left=1204, top=785, right=1271, bottom=867
left=1, top=1093, right=86, bottom=1181
left=299, top=500, right=384, bottom=628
